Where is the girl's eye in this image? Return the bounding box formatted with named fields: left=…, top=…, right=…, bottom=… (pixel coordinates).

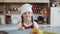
left=24, top=13, right=27, bottom=14
left=28, top=12, right=30, bottom=14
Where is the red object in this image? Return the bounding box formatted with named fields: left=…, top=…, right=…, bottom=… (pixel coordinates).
left=24, top=25, right=33, bottom=29
left=32, top=4, right=41, bottom=13
left=22, top=23, right=33, bottom=29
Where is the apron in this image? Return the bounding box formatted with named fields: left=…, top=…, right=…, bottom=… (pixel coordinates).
left=22, top=22, right=33, bottom=29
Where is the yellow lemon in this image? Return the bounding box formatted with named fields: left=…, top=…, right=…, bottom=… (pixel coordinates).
left=31, top=28, right=43, bottom=34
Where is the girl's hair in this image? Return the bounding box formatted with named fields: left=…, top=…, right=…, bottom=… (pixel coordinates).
left=38, top=16, right=44, bottom=22
left=0, top=31, right=8, bottom=34
left=21, top=16, right=33, bottom=27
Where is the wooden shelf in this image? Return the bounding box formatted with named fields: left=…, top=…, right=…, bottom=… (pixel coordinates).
left=0, top=0, right=5, bottom=2
left=5, top=3, right=21, bottom=14
left=0, top=2, right=50, bottom=25
left=4, top=0, right=49, bottom=3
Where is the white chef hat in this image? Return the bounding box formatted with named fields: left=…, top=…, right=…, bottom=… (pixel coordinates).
left=18, top=4, right=33, bottom=15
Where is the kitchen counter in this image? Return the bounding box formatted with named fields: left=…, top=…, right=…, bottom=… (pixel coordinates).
left=0, top=24, right=50, bottom=31
left=0, top=24, right=18, bottom=31
left=0, top=24, right=60, bottom=34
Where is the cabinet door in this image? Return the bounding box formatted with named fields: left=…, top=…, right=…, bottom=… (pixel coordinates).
left=5, top=15, right=11, bottom=24
left=51, top=7, right=60, bottom=27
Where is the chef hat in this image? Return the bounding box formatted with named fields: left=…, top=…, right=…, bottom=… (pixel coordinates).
left=18, top=4, right=33, bottom=15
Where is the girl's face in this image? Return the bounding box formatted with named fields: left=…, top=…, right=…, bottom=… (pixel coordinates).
left=22, top=11, right=32, bottom=20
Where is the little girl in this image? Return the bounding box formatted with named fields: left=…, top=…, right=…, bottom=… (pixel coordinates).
left=18, top=4, right=39, bottom=30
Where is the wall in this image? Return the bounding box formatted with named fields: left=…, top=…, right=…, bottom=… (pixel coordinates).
left=51, top=7, right=60, bottom=27
left=33, top=14, right=42, bottom=20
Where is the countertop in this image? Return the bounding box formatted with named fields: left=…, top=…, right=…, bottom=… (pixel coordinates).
left=0, top=24, right=60, bottom=34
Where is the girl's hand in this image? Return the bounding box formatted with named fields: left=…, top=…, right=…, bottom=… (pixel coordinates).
left=18, top=27, right=25, bottom=30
